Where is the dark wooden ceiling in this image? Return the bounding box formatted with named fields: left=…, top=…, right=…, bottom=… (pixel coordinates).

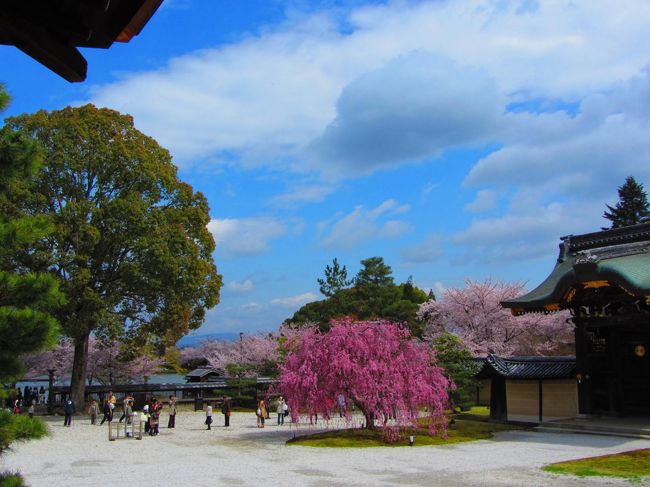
left=0, top=0, right=162, bottom=82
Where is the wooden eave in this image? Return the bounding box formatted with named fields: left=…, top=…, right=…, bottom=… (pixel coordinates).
left=502, top=223, right=650, bottom=315
left=0, top=0, right=162, bottom=82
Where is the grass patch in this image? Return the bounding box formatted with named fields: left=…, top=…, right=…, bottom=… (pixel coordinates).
left=543, top=449, right=650, bottom=483
left=0, top=471, right=25, bottom=487
left=287, top=407, right=526, bottom=448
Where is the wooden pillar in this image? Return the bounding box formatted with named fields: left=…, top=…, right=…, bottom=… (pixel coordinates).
left=538, top=380, right=543, bottom=423
left=575, top=319, right=591, bottom=414
left=47, top=368, right=55, bottom=414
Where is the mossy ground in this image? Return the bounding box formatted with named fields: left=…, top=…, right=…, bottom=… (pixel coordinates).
left=543, top=449, right=650, bottom=483
left=287, top=406, right=528, bottom=447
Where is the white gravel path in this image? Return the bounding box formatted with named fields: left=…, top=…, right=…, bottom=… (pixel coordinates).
left=1, top=412, right=649, bottom=486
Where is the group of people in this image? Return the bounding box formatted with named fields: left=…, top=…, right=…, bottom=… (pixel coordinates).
left=205, top=395, right=232, bottom=430
left=86, top=392, right=175, bottom=437
left=10, top=385, right=47, bottom=415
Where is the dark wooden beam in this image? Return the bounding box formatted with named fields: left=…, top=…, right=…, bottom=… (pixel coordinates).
left=0, top=10, right=87, bottom=82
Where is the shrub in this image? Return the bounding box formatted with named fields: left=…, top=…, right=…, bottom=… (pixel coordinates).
left=0, top=471, right=25, bottom=487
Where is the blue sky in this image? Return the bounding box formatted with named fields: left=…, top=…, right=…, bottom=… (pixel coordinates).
left=2, top=0, right=650, bottom=337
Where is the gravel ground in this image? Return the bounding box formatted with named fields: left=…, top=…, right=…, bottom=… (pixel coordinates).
left=1, top=411, right=649, bottom=486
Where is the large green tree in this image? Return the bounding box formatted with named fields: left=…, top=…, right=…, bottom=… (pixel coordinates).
left=603, top=176, right=650, bottom=229
left=0, top=86, right=62, bottom=389
left=289, top=257, right=428, bottom=336
left=5, top=105, right=222, bottom=405
left=432, top=332, right=479, bottom=410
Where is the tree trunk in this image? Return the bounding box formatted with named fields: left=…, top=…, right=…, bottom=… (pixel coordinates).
left=364, top=411, right=375, bottom=430
left=70, top=332, right=90, bottom=407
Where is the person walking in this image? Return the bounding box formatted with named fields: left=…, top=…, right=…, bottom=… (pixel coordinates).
left=125, top=399, right=134, bottom=437
left=257, top=399, right=267, bottom=428
left=149, top=398, right=161, bottom=436
left=143, top=402, right=150, bottom=434
left=28, top=399, right=35, bottom=419
left=64, top=398, right=75, bottom=426
left=118, top=395, right=133, bottom=423
left=88, top=399, right=98, bottom=425
left=276, top=396, right=285, bottom=425
left=100, top=398, right=113, bottom=425
left=337, top=393, right=346, bottom=418
left=167, top=395, right=177, bottom=429
left=221, top=395, right=232, bottom=427
left=205, top=402, right=213, bottom=430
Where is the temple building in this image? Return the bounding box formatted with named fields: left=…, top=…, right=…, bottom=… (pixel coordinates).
left=502, top=222, right=650, bottom=417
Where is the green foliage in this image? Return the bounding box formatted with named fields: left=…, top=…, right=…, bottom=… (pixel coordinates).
left=0, top=86, right=62, bottom=384
left=355, top=256, right=394, bottom=288
left=289, top=257, right=428, bottom=336
left=603, top=176, right=650, bottom=229
left=4, top=104, right=222, bottom=403
left=317, top=257, right=353, bottom=297
left=0, top=471, right=25, bottom=487
left=0, top=410, right=49, bottom=453
left=432, top=333, right=480, bottom=409
left=543, top=449, right=650, bottom=483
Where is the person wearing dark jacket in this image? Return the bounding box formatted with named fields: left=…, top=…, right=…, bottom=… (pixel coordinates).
left=221, top=396, right=232, bottom=427
left=64, top=398, right=75, bottom=426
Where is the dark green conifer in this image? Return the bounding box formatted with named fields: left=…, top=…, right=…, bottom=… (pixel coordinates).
left=603, top=176, right=650, bottom=229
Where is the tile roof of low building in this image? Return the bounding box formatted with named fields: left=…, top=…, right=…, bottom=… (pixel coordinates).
left=476, top=355, right=576, bottom=380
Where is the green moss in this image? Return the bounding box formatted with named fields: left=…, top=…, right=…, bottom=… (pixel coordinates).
left=287, top=407, right=526, bottom=448
left=543, top=449, right=650, bottom=483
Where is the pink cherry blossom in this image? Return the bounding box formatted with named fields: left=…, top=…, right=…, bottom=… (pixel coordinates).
left=279, top=318, right=450, bottom=435
left=417, top=279, right=573, bottom=356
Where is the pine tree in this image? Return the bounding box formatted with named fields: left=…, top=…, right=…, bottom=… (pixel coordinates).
left=317, top=258, right=352, bottom=297
left=603, top=176, right=650, bottom=229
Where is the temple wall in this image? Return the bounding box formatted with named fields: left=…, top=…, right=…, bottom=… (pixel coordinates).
left=506, top=379, right=577, bottom=423
left=542, top=380, right=578, bottom=420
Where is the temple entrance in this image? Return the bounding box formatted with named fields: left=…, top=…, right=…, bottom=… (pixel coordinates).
left=584, top=326, right=650, bottom=416
left=620, top=332, right=650, bottom=414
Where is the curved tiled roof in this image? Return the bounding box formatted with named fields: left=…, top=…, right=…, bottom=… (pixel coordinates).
left=476, top=355, right=576, bottom=380
left=502, top=222, right=650, bottom=314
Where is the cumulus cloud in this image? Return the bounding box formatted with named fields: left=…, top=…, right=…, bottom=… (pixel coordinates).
left=465, top=190, right=498, bottom=213
left=318, top=199, right=411, bottom=249
left=309, top=51, right=504, bottom=176
left=453, top=200, right=604, bottom=263
left=208, top=217, right=287, bottom=259
left=400, top=234, right=443, bottom=265
left=226, top=279, right=254, bottom=293
left=271, top=292, right=318, bottom=307
left=454, top=67, right=650, bottom=261
left=84, top=1, right=650, bottom=177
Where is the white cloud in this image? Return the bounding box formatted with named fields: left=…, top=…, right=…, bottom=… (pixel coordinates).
left=465, top=190, right=497, bottom=213
left=208, top=217, right=287, bottom=258
left=226, top=279, right=254, bottom=293
left=452, top=200, right=604, bottom=263
left=271, top=292, right=318, bottom=307
left=309, top=51, right=504, bottom=176
left=84, top=1, right=650, bottom=177
left=318, top=200, right=412, bottom=249
left=267, top=184, right=337, bottom=208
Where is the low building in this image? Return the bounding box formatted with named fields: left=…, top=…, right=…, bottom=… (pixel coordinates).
left=185, top=368, right=223, bottom=383
left=476, top=355, right=577, bottom=423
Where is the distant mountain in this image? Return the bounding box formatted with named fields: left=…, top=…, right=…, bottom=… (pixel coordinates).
left=177, top=332, right=240, bottom=348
